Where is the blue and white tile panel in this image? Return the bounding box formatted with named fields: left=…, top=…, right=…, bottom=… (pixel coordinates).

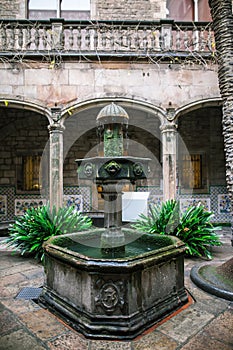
left=137, top=185, right=231, bottom=223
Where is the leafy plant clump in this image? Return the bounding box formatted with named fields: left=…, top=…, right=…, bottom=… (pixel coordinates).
left=3, top=204, right=92, bottom=260
left=132, top=199, right=222, bottom=259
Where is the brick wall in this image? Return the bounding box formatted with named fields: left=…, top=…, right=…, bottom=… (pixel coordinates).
left=92, top=0, right=167, bottom=20
left=0, top=0, right=26, bottom=19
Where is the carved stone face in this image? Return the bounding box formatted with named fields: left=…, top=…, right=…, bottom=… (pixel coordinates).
left=84, top=163, right=94, bottom=177
left=133, top=162, right=144, bottom=176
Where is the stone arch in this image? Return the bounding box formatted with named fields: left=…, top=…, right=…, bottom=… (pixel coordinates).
left=59, top=97, right=167, bottom=126
left=60, top=96, right=167, bottom=168
left=0, top=97, right=52, bottom=123
left=0, top=97, right=52, bottom=221
left=59, top=97, right=166, bottom=210
left=174, top=96, right=228, bottom=224
left=174, top=97, right=222, bottom=121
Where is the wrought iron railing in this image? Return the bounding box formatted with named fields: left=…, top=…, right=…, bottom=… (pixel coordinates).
left=0, top=19, right=215, bottom=59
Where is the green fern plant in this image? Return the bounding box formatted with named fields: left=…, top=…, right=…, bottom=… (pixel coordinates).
left=132, top=200, right=222, bottom=259
left=132, top=199, right=180, bottom=235
left=3, top=203, right=92, bottom=260
left=176, top=205, right=222, bottom=259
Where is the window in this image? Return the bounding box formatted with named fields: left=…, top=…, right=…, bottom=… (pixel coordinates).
left=29, top=0, right=57, bottom=10
left=181, top=154, right=202, bottom=189
left=167, top=0, right=211, bottom=22
left=167, top=0, right=194, bottom=21
left=28, top=0, right=90, bottom=19
left=17, top=155, right=42, bottom=191
left=61, top=0, right=90, bottom=11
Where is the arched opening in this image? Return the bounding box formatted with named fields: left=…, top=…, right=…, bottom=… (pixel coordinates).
left=177, top=104, right=230, bottom=223
left=0, top=105, right=49, bottom=224
left=62, top=101, right=163, bottom=218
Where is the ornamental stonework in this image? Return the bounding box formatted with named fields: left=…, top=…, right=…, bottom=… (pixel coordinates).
left=95, top=279, right=125, bottom=314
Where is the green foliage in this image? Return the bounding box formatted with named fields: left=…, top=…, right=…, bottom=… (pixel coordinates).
left=3, top=204, right=92, bottom=260
left=132, top=200, right=180, bottom=235
left=132, top=200, right=222, bottom=259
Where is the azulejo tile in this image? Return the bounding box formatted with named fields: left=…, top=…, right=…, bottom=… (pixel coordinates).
left=63, top=194, right=83, bottom=212
left=14, top=199, right=46, bottom=216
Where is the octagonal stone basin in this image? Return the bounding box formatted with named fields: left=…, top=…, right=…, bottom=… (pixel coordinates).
left=41, top=229, right=188, bottom=340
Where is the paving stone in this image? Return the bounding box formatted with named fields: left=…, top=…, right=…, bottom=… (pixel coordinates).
left=0, top=262, right=42, bottom=278
left=17, top=277, right=44, bottom=290
left=132, top=331, right=178, bottom=350
left=157, top=306, right=214, bottom=343
left=48, top=332, right=90, bottom=350
left=0, top=329, right=47, bottom=350
left=19, top=309, right=68, bottom=341
left=180, top=332, right=233, bottom=350
left=0, top=254, right=23, bottom=270
left=90, top=340, right=132, bottom=350
left=0, top=309, right=21, bottom=336
left=0, top=272, right=26, bottom=288
left=0, top=284, right=22, bottom=298
left=1, top=298, right=42, bottom=315
left=203, top=310, right=233, bottom=345
left=21, top=267, right=43, bottom=280
left=185, top=284, right=230, bottom=315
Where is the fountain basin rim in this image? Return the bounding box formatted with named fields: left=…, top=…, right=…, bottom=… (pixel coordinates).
left=43, top=233, right=186, bottom=270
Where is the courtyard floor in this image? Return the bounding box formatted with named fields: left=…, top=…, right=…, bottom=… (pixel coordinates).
left=0, top=228, right=232, bottom=350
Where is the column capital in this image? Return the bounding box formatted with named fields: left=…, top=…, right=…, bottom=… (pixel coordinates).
left=160, top=120, right=177, bottom=133
left=48, top=122, right=65, bottom=133
left=51, top=106, right=62, bottom=121
left=49, top=106, right=65, bottom=133
left=166, top=107, right=176, bottom=121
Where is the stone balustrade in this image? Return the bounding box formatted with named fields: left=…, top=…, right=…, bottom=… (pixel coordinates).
left=0, top=19, right=215, bottom=58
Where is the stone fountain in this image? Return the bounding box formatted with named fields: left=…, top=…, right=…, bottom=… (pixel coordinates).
left=41, top=103, right=188, bottom=340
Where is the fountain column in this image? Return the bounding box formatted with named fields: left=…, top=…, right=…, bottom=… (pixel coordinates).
left=160, top=121, right=177, bottom=201
left=102, top=182, right=122, bottom=229
left=48, top=108, right=65, bottom=210
left=76, top=103, right=150, bottom=251
left=96, top=103, right=129, bottom=250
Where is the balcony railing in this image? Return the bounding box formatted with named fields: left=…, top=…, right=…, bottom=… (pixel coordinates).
left=0, top=19, right=215, bottom=59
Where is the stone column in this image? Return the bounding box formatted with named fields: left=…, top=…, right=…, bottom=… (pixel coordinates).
left=48, top=108, right=65, bottom=210
left=101, top=182, right=123, bottom=229
left=160, top=121, right=177, bottom=201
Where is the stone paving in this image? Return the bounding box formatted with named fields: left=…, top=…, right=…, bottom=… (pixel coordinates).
left=0, top=228, right=232, bottom=350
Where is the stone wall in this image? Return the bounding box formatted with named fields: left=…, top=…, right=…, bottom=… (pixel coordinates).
left=178, top=106, right=226, bottom=190
left=0, top=108, right=49, bottom=186
left=0, top=0, right=27, bottom=19
left=0, top=0, right=166, bottom=20
left=0, top=61, right=220, bottom=112
left=91, top=0, right=167, bottom=20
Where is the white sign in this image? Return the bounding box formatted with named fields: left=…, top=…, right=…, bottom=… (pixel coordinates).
left=122, top=192, right=150, bottom=222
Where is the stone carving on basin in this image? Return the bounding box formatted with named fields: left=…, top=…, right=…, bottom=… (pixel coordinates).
left=41, top=102, right=189, bottom=340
